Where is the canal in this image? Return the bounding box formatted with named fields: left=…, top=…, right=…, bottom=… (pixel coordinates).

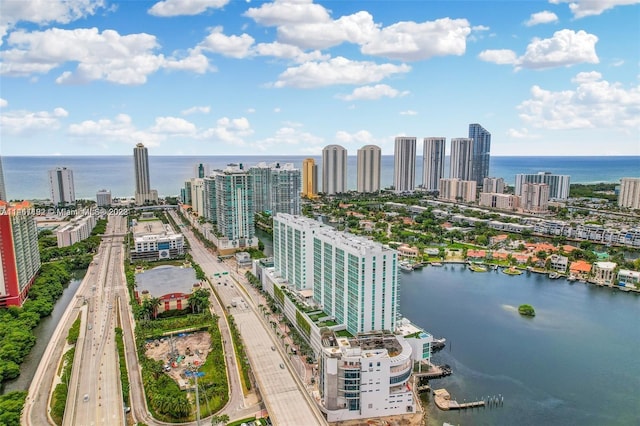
left=400, top=264, right=640, bottom=426
left=1, top=275, right=83, bottom=394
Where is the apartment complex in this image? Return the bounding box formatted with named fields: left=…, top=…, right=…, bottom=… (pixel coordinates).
left=96, top=189, right=112, bottom=207
left=515, top=172, right=570, bottom=200
left=133, top=143, right=158, bottom=205
left=302, top=158, right=318, bottom=199
left=469, top=123, right=491, bottom=186
left=482, top=177, right=505, bottom=193
left=522, top=182, right=550, bottom=213
left=393, top=137, right=416, bottom=193
left=357, top=145, right=381, bottom=193
left=249, top=162, right=301, bottom=215
left=0, top=201, right=41, bottom=307
left=56, top=214, right=97, bottom=247
left=449, top=138, right=474, bottom=181
left=618, top=177, right=640, bottom=209
left=131, top=216, right=184, bottom=261
left=479, top=193, right=520, bottom=211
left=212, top=165, right=255, bottom=249
left=48, top=167, right=75, bottom=206
left=322, top=145, right=348, bottom=195
left=422, top=137, right=446, bottom=192
left=438, top=178, right=477, bottom=203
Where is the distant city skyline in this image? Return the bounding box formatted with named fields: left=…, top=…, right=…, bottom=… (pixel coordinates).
left=1, top=1, right=638, bottom=157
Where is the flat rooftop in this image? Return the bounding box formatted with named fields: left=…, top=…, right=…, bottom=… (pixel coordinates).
left=135, top=265, right=198, bottom=296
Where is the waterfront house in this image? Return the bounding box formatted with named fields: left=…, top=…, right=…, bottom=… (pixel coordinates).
left=398, top=244, right=420, bottom=258
left=569, top=260, right=592, bottom=279
left=490, top=234, right=509, bottom=246
left=617, top=269, right=640, bottom=288
left=593, top=262, right=617, bottom=285
left=549, top=254, right=569, bottom=273
left=467, top=249, right=486, bottom=260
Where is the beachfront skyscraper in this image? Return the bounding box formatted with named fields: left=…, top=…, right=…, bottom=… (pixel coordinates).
left=357, top=145, right=381, bottom=193
left=96, top=189, right=112, bottom=207
left=322, top=145, right=347, bottom=195
left=0, top=156, right=6, bottom=201
left=515, top=172, right=570, bottom=200
left=0, top=201, right=41, bottom=307
left=302, top=158, right=318, bottom=199
left=249, top=162, right=301, bottom=215
left=469, top=123, right=491, bottom=186
left=449, top=138, right=474, bottom=181
left=48, top=167, right=75, bottom=206
left=422, top=137, right=446, bottom=191
left=213, top=164, right=255, bottom=248
left=618, top=177, right=640, bottom=209
left=133, top=143, right=158, bottom=205
left=393, top=136, right=416, bottom=193
left=194, top=163, right=210, bottom=178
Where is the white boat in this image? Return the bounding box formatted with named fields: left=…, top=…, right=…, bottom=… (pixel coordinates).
left=431, top=262, right=443, bottom=267
left=399, top=262, right=414, bottom=271
left=567, top=275, right=577, bottom=282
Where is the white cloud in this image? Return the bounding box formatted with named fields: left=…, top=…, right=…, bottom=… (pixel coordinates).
left=182, top=106, right=211, bottom=115
left=335, top=130, right=375, bottom=144
left=252, top=126, right=323, bottom=151
left=518, top=71, right=640, bottom=130
left=524, top=11, right=559, bottom=26
left=67, top=114, right=163, bottom=146
left=273, top=107, right=281, bottom=113
left=360, top=18, right=471, bottom=61
left=336, top=84, right=409, bottom=101
left=478, top=49, right=518, bottom=65
left=150, top=116, right=197, bottom=134
left=273, top=56, right=411, bottom=88
left=253, top=41, right=329, bottom=63
left=0, top=27, right=209, bottom=84
left=246, top=108, right=256, bottom=113
left=506, top=128, right=539, bottom=139
left=198, top=117, right=253, bottom=145
left=199, top=26, right=255, bottom=58
left=479, top=29, right=599, bottom=70
left=550, top=0, right=640, bottom=18
left=0, top=98, right=7, bottom=108
left=148, top=0, right=229, bottom=17
left=0, top=106, right=68, bottom=136
left=244, top=0, right=330, bottom=26
left=0, top=0, right=106, bottom=46
left=399, top=110, right=418, bottom=115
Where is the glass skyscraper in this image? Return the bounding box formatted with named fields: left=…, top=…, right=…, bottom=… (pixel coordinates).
left=469, top=123, right=491, bottom=186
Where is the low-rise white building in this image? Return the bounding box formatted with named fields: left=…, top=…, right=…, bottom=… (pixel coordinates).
left=131, top=218, right=184, bottom=261
left=593, top=262, right=617, bottom=285
left=319, top=331, right=416, bottom=422
left=56, top=214, right=97, bottom=247
left=549, top=254, right=568, bottom=273
left=617, top=269, right=640, bottom=288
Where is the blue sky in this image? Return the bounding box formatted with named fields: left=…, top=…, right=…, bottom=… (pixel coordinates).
left=0, top=0, right=639, bottom=157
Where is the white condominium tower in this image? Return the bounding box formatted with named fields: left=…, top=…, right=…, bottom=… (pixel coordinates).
left=322, top=145, right=347, bottom=195
left=393, top=136, right=416, bottom=193
left=212, top=164, right=255, bottom=247
left=249, top=162, right=301, bottom=216
left=0, top=156, right=6, bottom=201
left=515, top=172, right=570, bottom=200
left=449, top=138, right=474, bottom=180
left=133, top=143, right=158, bottom=205
left=618, top=177, right=640, bottom=209
left=273, top=214, right=399, bottom=335
left=48, top=167, right=75, bottom=206
left=422, top=137, right=446, bottom=191
left=357, top=145, right=381, bottom=193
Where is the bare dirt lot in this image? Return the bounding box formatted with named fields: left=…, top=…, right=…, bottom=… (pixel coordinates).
left=144, top=331, right=211, bottom=388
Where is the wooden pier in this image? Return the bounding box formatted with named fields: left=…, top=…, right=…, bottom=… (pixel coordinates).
left=433, top=388, right=487, bottom=411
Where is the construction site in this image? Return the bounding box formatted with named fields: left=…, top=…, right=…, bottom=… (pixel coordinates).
left=144, top=331, right=212, bottom=389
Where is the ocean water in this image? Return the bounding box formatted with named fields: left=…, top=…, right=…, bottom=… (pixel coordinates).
left=2, top=155, right=638, bottom=200
left=400, top=265, right=640, bottom=426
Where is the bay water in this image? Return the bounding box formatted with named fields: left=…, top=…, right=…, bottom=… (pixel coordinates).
left=399, top=265, right=640, bottom=426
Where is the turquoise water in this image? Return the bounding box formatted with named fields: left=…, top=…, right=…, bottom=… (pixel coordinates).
left=3, top=155, right=638, bottom=200
left=399, top=265, right=640, bottom=426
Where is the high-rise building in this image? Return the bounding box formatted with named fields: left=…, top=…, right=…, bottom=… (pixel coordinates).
left=618, top=178, right=640, bottom=209
left=357, top=145, right=381, bottom=193
left=515, top=172, right=570, bottom=200
left=482, top=177, right=505, bottom=193
left=301, top=158, right=318, bottom=199
left=273, top=214, right=399, bottom=335
left=479, top=193, right=520, bottom=211
left=438, top=178, right=477, bottom=203
left=249, top=162, right=301, bottom=215
left=213, top=164, right=254, bottom=247
left=449, top=138, right=474, bottom=180
left=0, top=156, right=6, bottom=201
left=181, top=180, right=192, bottom=205
left=522, top=182, right=550, bottom=213
left=96, top=189, right=112, bottom=207
left=133, top=143, right=158, bottom=205
left=469, top=123, right=491, bottom=185
left=194, top=163, right=210, bottom=179
left=422, top=137, right=446, bottom=191
left=0, top=201, right=41, bottom=307
left=322, top=145, right=347, bottom=195
left=393, top=136, right=416, bottom=193
left=203, top=176, right=216, bottom=222
left=48, top=167, right=75, bottom=206
left=190, top=178, right=205, bottom=215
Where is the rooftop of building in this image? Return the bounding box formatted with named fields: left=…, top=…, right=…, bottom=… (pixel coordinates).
left=132, top=218, right=176, bottom=237
left=135, top=265, right=199, bottom=297
left=322, top=330, right=404, bottom=358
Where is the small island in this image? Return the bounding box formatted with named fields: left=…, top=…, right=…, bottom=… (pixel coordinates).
left=518, top=304, right=536, bottom=317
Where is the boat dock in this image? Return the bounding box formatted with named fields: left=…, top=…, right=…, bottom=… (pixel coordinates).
left=414, top=364, right=452, bottom=379
left=433, top=388, right=488, bottom=411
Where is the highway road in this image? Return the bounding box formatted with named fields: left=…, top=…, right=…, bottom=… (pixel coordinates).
left=24, top=214, right=127, bottom=426
left=173, top=212, right=327, bottom=426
